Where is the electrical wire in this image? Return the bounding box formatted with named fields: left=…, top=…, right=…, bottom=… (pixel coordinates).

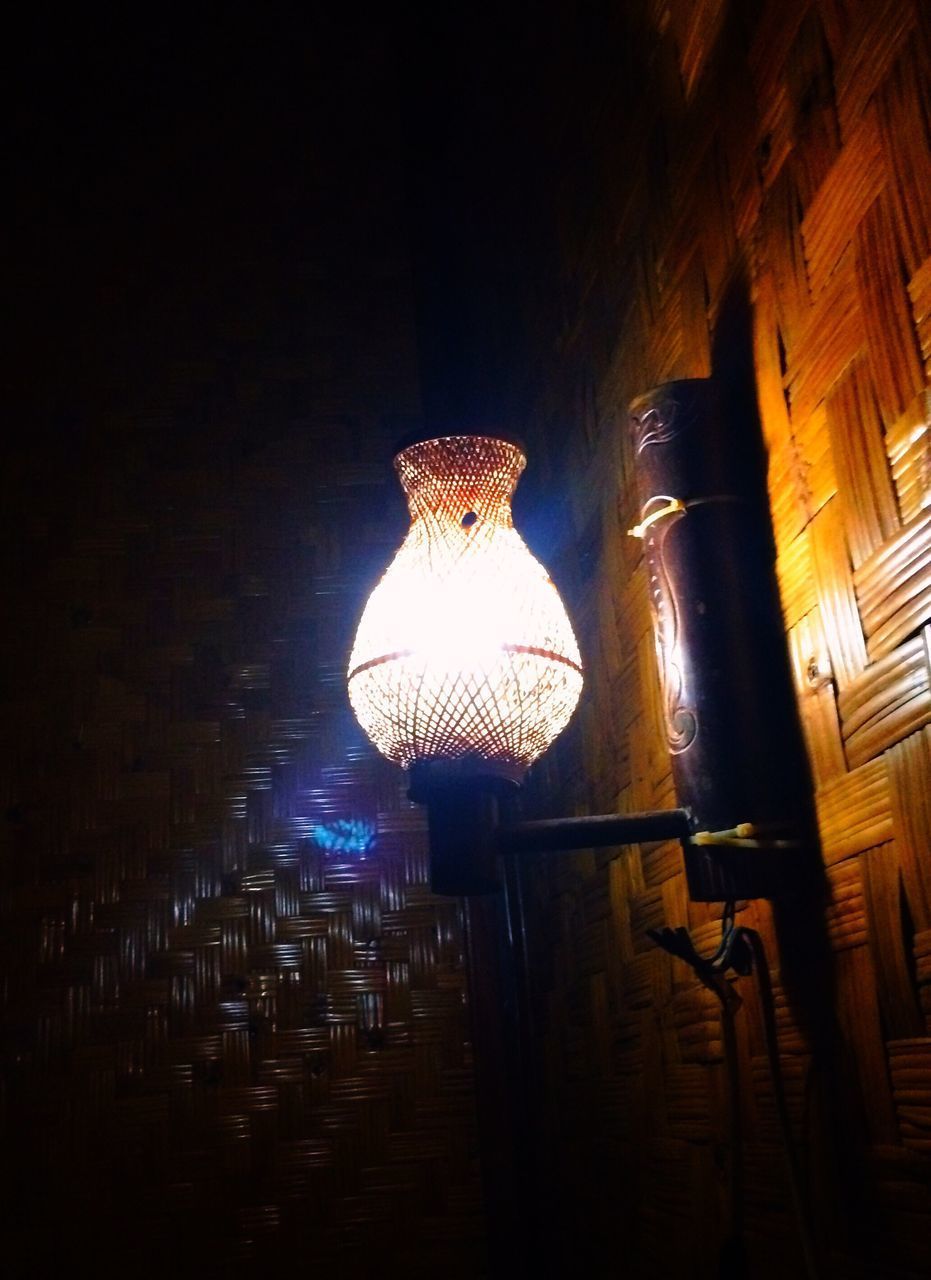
left=649, top=910, right=823, bottom=1279
left=743, top=928, right=822, bottom=1280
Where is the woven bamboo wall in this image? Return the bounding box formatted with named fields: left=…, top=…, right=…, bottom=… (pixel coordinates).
left=517, top=1, right=931, bottom=1275
left=1, top=29, right=484, bottom=1279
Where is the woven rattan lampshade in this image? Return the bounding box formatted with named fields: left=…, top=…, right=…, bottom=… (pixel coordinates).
left=347, top=435, right=583, bottom=778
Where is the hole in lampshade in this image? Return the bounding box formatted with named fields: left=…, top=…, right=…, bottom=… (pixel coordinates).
left=461, top=511, right=478, bottom=528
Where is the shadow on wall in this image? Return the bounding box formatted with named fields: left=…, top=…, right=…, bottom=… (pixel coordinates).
left=714, top=266, right=877, bottom=1269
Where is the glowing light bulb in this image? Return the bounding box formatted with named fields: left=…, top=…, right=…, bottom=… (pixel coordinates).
left=347, top=435, right=583, bottom=778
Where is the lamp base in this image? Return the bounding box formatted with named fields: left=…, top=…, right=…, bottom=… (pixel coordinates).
left=408, top=760, right=523, bottom=895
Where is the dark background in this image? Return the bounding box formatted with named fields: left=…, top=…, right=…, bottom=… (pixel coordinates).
left=7, top=3, right=931, bottom=1278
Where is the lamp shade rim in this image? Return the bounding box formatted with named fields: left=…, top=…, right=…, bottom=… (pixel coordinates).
left=407, top=757, right=527, bottom=801
left=392, top=427, right=528, bottom=459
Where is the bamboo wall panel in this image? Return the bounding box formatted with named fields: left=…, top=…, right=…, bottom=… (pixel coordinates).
left=2, top=423, right=485, bottom=1278
left=0, top=91, right=484, bottom=1280
left=521, top=1, right=931, bottom=1275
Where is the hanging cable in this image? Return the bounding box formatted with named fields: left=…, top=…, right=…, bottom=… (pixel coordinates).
left=743, top=928, right=821, bottom=1280
left=648, top=913, right=822, bottom=1280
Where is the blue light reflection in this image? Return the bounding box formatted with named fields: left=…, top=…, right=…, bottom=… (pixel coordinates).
left=311, top=818, right=377, bottom=857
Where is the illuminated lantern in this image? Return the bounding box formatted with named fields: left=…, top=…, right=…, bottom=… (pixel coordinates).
left=347, top=434, right=583, bottom=784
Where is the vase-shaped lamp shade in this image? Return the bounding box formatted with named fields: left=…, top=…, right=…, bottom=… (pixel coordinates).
left=347, top=435, right=583, bottom=781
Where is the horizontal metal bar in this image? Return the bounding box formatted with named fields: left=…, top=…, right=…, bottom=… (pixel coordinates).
left=497, top=808, right=691, bottom=855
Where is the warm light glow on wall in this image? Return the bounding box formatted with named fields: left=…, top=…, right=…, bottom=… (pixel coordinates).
left=347, top=435, right=583, bottom=776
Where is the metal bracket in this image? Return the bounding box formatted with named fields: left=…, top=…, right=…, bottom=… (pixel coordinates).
left=410, top=761, right=796, bottom=900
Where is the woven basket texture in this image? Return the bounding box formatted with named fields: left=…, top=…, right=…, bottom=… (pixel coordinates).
left=348, top=434, right=583, bottom=771
left=1, top=84, right=485, bottom=1280
left=2, top=429, right=486, bottom=1279
left=517, top=1, right=931, bottom=1276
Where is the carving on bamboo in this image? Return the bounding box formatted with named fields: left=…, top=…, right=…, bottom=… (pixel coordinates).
left=642, top=497, right=697, bottom=754
left=631, top=396, right=692, bottom=453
